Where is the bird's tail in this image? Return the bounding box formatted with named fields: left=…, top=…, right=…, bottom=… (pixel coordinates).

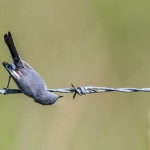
left=4, top=32, right=21, bottom=66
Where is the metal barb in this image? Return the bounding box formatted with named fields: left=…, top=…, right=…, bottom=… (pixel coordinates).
left=71, top=84, right=81, bottom=99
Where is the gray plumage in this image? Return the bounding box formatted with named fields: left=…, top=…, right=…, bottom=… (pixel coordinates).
left=2, top=32, right=61, bottom=105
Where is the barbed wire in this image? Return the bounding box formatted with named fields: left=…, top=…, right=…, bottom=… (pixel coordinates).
left=1, top=84, right=150, bottom=98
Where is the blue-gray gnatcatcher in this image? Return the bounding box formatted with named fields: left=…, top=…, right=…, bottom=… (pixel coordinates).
left=2, top=32, right=62, bottom=105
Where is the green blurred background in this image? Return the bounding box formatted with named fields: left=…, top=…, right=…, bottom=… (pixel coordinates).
left=0, top=0, right=150, bottom=149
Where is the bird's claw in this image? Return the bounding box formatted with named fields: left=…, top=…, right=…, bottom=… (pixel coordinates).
left=4, top=88, right=9, bottom=95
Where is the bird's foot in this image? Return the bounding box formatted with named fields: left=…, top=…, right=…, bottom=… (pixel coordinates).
left=4, top=88, right=9, bottom=95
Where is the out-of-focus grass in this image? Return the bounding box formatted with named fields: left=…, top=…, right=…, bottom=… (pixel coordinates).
left=0, top=0, right=149, bottom=149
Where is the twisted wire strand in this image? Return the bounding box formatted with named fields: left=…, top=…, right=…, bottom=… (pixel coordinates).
left=1, top=85, right=150, bottom=98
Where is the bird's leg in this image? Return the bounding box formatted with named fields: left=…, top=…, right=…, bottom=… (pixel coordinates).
left=4, top=75, right=11, bottom=95
left=6, top=75, right=11, bottom=89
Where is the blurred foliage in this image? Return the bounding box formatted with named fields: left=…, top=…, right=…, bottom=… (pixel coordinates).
left=0, top=0, right=150, bottom=149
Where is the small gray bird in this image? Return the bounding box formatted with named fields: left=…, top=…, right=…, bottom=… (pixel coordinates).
left=2, top=32, right=61, bottom=105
